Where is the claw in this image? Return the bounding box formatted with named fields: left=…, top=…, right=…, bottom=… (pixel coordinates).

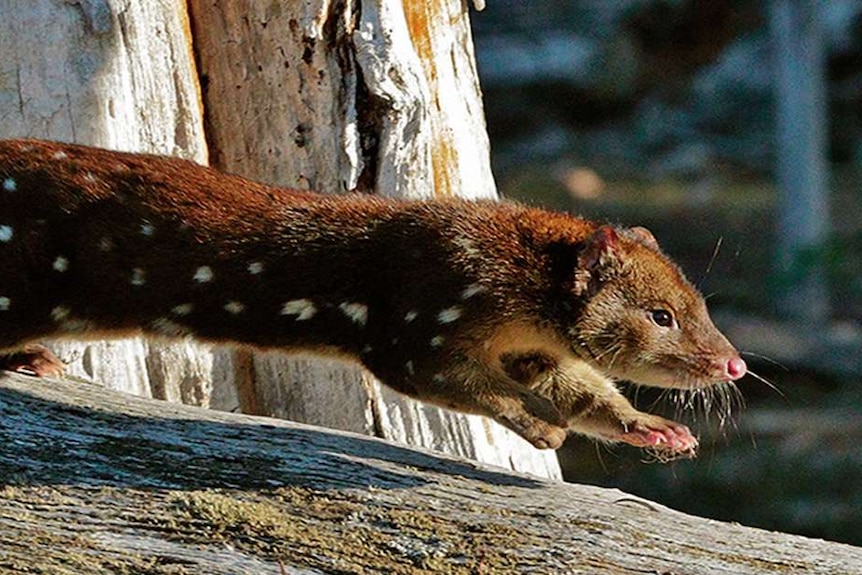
left=616, top=415, right=698, bottom=454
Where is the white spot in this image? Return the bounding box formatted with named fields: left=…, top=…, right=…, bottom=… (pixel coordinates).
left=60, top=318, right=93, bottom=333
left=248, top=261, right=265, bottom=275
left=339, top=302, right=368, bottom=326
left=53, top=256, right=69, bottom=272
left=433, top=373, right=446, bottom=384
left=51, top=306, right=71, bottom=321
left=84, top=172, right=97, bottom=184
left=2, top=178, right=16, bottom=192
left=172, top=303, right=194, bottom=316
left=99, top=236, right=114, bottom=251
left=0, top=225, right=13, bottom=242
left=454, top=236, right=480, bottom=257
left=52, top=151, right=68, bottom=160
left=404, top=310, right=418, bottom=323
left=430, top=335, right=445, bottom=347
left=405, top=361, right=415, bottom=376
left=0, top=296, right=10, bottom=311
left=130, top=268, right=146, bottom=286
left=362, top=345, right=373, bottom=354
left=224, top=301, right=245, bottom=314
left=461, top=283, right=485, bottom=300
left=151, top=317, right=191, bottom=338
left=437, top=306, right=462, bottom=324
left=194, top=266, right=214, bottom=283
left=281, top=299, right=317, bottom=321
left=140, top=222, right=155, bottom=236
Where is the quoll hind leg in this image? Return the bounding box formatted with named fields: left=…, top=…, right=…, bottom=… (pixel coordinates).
left=0, top=344, right=65, bottom=378
left=425, top=361, right=569, bottom=450
left=503, top=353, right=698, bottom=455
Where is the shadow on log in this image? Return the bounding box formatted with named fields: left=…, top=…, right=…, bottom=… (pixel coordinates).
left=1, top=372, right=860, bottom=574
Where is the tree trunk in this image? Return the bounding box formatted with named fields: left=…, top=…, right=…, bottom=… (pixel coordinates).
left=0, top=0, right=235, bottom=407
left=0, top=0, right=560, bottom=478
left=1, top=372, right=860, bottom=575
left=770, top=0, right=830, bottom=323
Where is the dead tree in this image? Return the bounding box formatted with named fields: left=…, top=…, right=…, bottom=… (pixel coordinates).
left=0, top=0, right=558, bottom=476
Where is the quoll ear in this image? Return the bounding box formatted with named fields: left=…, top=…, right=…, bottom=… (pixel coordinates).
left=628, top=226, right=659, bottom=249
left=580, top=225, right=621, bottom=272
left=574, top=225, right=623, bottom=295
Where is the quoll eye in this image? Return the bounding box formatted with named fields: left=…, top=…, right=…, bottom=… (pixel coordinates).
left=650, top=309, right=675, bottom=328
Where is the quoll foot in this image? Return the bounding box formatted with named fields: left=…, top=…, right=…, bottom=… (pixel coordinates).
left=491, top=395, right=568, bottom=450
left=615, top=414, right=698, bottom=454
left=519, top=421, right=568, bottom=450
left=0, top=344, right=65, bottom=378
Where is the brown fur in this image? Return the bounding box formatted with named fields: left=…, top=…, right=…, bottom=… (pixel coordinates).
left=0, top=139, right=746, bottom=454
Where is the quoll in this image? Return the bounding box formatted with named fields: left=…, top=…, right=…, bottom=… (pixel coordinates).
left=0, top=139, right=747, bottom=454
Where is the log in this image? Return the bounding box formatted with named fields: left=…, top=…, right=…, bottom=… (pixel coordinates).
left=1, top=373, right=859, bottom=574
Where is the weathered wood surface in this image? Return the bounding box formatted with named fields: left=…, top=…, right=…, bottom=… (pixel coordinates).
left=0, top=0, right=560, bottom=478
left=1, top=373, right=860, bottom=575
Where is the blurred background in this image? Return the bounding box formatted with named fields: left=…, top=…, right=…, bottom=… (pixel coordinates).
left=470, top=0, right=862, bottom=546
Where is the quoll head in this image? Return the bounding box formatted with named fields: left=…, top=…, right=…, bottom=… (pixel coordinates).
left=570, top=225, right=746, bottom=389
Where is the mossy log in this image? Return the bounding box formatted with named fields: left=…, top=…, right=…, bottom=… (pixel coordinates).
left=1, top=373, right=859, bottom=574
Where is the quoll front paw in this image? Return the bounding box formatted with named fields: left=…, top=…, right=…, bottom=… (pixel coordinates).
left=616, top=414, right=698, bottom=454
left=0, top=344, right=65, bottom=378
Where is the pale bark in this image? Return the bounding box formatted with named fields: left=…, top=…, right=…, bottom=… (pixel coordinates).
left=0, top=0, right=231, bottom=409
left=1, top=372, right=860, bottom=575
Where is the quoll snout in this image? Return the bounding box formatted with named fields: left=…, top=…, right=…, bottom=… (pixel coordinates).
left=725, top=355, right=747, bottom=381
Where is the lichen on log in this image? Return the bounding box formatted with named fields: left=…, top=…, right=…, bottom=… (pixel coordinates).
left=1, top=373, right=860, bottom=574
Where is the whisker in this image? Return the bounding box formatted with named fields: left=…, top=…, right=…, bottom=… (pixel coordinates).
left=649, top=386, right=667, bottom=408
left=632, top=382, right=643, bottom=410
left=714, top=384, right=739, bottom=431
left=697, top=236, right=723, bottom=289
left=593, top=342, right=621, bottom=362
left=594, top=441, right=610, bottom=474
left=728, top=382, right=746, bottom=423
left=746, top=369, right=788, bottom=400
left=605, top=345, right=625, bottom=373
left=679, top=382, right=745, bottom=433
left=679, top=387, right=694, bottom=417
left=740, top=350, right=791, bottom=371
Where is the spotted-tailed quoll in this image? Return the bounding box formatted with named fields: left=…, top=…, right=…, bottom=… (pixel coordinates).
left=0, top=139, right=747, bottom=455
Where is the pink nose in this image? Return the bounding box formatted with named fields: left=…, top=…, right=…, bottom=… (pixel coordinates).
left=726, top=356, right=747, bottom=381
